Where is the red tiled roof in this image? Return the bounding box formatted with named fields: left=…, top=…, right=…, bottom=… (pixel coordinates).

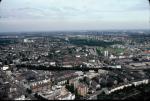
left=144, top=50, right=150, bottom=53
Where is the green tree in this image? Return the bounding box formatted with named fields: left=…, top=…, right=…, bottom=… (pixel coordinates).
left=66, top=84, right=75, bottom=93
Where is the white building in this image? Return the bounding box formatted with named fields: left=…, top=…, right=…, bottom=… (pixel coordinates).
left=75, top=71, right=84, bottom=76
left=106, top=79, right=149, bottom=94
left=98, top=69, right=108, bottom=75
left=62, top=65, right=73, bottom=68
left=109, top=55, right=117, bottom=59
left=118, top=55, right=126, bottom=59
left=57, top=92, right=75, bottom=100
left=76, top=55, right=81, bottom=58
left=85, top=71, right=99, bottom=79
left=2, top=65, right=9, bottom=71
left=24, top=39, right=34, bottom=43
left=50, top=62, right=56, bottom=66
left=108, top=65, right=122, bottom=69
left=38, top=86, right=75, bottom=100
left=104, top=51, right=109, bottom=57
left=15, top=95, right=30, bottom=100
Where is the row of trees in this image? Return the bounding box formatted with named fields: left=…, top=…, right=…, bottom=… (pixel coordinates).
left=0, top=39, right=18, bottom=46
left=65, top=83, right=83, bottom=100
left=16, top=64, right=104, bottom=71
left=69, top=38, right=123, bottom=47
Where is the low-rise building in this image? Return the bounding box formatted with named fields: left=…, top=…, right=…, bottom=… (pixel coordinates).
left=38, top=86, right=75, bottom=100
left=29, top=79, right=51, bottom=93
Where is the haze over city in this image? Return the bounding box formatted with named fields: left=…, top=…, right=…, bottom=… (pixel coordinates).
left=1, top=0, right=150, bottom=100
left=0, top=0, right=150, bottom=32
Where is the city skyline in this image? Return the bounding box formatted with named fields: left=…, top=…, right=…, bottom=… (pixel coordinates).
left=0, top=0, right=150, bottom=32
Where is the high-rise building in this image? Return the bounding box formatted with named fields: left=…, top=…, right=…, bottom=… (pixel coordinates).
left=104, top=51, right=109, bottom=57
left=77, top=83, right=88, bottom=96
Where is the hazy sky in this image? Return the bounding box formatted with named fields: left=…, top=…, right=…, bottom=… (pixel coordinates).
left=0, top=0, right=149, bottom=32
